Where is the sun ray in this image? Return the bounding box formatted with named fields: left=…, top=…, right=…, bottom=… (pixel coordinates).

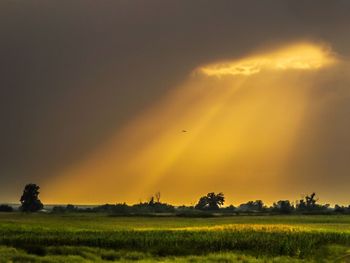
left=42, top=42, right=338, bottom=205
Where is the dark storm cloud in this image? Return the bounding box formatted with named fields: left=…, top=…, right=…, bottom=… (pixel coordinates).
left=0, top=0, right=350, bottom=201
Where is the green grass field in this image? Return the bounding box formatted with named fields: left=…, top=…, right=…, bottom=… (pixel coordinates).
left=1, top=213, right=350, bottom=262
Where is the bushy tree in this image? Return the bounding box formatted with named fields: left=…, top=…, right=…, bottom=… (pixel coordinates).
left=195, top=192, right=225, bottom=210
left=296, top=192, right=316, bottom=211
left=272, top=200, right=294, bottom=214
left=296, top=192, right=329, bottom=212
left=221, top=205, right=236, bottom=213
left=20, top=184, right=43, bottom=212
left=238, top=200, right=265, bottom=212
left=195, top=196, right=208, bottom=210
left=334, top=204, right=346, bottom=213
left=148, top=196, right=155, bottom=206
left=52, top=206, right=66, bottom=213
left=93, top=203, right=131, bottom=214
left=0, top=204, right=13, bottom=212
left=66, top=204, right=79, bottom=212
left=132, top=201, right=175, bottom=213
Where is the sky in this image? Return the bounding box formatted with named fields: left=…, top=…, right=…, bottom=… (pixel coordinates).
left=1, top=1, right=350, bottom=205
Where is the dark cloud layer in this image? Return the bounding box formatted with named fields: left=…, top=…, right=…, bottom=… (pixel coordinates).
left=1, top=0, right=350, bottom=202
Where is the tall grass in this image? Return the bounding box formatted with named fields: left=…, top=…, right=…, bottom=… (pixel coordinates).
left=1, top=227, right=350, bottom=257
left=1, top=214, right=350, bottom=260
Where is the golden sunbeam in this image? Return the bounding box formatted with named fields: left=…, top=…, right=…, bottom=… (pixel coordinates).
left=42, top=42, right=338, bottom=205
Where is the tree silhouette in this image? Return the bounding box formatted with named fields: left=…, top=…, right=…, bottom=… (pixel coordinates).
left=148, top=196, right=155, bottom=206
left=239, top=200, right=265, bottom=212
left=296, top=192, right=325, bottom=212
left=305, top=192, right=317, bottom=208
left=20, top=184, right=43, bottom=212
left=0, top=204, right=13, bottom=212
left=272, top=200, right=294, bottom=214
left=195, top=192, right=225, bottom=210
left=195, top=196, right=209, bottom=210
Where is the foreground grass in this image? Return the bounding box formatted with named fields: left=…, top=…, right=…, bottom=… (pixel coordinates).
left=1, top=213, right=350, bottom=262
left=1, top=245, right=350, bottom=262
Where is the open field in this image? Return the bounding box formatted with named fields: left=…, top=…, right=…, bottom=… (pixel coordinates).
left=1, top=213, right=350, bottom=262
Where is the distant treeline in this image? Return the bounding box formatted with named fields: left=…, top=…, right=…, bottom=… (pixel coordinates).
left=47, top=192, right=350, bottom=216
left=2, top=184, right=350, bottom=216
